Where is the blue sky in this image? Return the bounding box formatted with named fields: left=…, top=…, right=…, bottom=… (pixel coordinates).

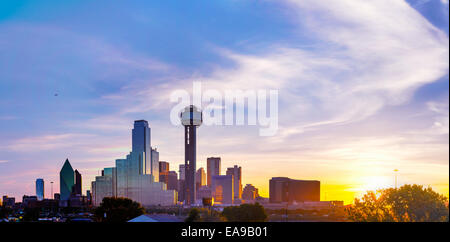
left=0, top=0, right=448, bottom=203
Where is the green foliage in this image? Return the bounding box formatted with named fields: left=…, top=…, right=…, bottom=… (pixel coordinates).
left=183, top=207, right=223, bottom=222
left=94, top=197, right=144, bottom=222
left=185, top=208, right=201, bottom=222
left=221, top=203, right=267, bottom=222
left=347, top=184, right=449, bottom=222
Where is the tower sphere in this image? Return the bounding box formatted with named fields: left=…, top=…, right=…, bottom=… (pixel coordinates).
left=180, top=105, right=202, bottom=126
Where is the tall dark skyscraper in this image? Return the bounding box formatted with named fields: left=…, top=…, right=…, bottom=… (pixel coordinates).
left=132, top=120, right=159, bottom=181
left=60, top=159, right=74, bottom=201
left=73, top=169, right=82, bottom=195
left=180, top=105, right=202, bottom=205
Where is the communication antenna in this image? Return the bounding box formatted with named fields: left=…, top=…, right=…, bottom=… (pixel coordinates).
left=51, top=181, right=54, bottom=199
left=394, top=169, right=398, bottom=189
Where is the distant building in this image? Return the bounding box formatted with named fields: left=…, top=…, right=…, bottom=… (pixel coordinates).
left=2, top=196, right=15, bottom=208
left=167, top=171, right=178, bottom=191
left=36, top=178, right=45, bottom=201
left=178, top=164, right=186, bottom=202
left=86, top=190, right=92, bottom=204
left=197, top=186, right=212, bottom=200
left=159, top=161, right=170, bottom=185
left=128, top=214, right=182, bottom=222
left=196, top=167, right=206, bottom=190
left=211, top=175, right=233, bottom=205
left=92, top=167, right=116, bottom=206
left=151, top=148, right=160, bottom=182
left=73, top=169, right=82, bottom=195
left=269, top=177, right=320, bottom=203
left=60, top=159, right=75, bottom=201
left=207, top=157, right=221, bottom=186
left=22, top=195, right=38, bottom=208
left=179, top=164, right=186, bottom=181
left=226, top=165, right=242, bottom=200
left=242, top=184, right=259, bottom=201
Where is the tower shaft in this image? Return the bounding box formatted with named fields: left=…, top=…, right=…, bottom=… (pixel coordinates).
left=184, top=125, right=197, bottom=205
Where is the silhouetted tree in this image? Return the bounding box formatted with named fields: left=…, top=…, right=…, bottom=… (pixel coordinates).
left=221, top=203, right=267, bottom=222
left=94, top=197, right=144, bottom=222
left=347, top=184, right=449, bottom=222
left=185, top=208, right=201, bottom=222
left=0, top=207, right=12, bottom=219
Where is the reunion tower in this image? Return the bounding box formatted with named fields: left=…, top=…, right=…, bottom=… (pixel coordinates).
left=180, top=105, right=202, bottom=205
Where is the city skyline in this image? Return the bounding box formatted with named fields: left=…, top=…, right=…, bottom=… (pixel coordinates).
left=0, top=0, right=449, bottom=205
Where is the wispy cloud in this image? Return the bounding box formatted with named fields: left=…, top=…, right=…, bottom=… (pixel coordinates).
left=0, top=0, right=448, bottom=202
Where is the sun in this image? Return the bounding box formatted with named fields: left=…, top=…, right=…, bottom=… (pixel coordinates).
left=361, top=176, right=392, bottom=192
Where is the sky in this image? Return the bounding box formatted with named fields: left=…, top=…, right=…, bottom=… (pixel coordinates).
left=0, top=0, right=448, bottom=205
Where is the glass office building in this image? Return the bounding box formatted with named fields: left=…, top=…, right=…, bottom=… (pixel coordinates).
left=92, top=120, right=177, bottom=206
left=60, top=159, right=74, bottom=201
left=132, top=120, right=151, bottom=175
left=36, top=178, right=44, bottom=201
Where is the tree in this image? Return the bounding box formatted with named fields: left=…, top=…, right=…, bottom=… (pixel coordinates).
left=0, top=207, right=12, bottom=220
left=94, top=197, right=144, bottom=222
left=347, top=184, right=449, bottom=222
left=185, top=208, right=201, bottom=222
left=221, top=203, right=267, bottom=222
left=23, top=207, right=40, bottom=222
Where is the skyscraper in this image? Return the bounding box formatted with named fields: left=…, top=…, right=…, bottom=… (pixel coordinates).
left=60, top=159, right=74, bottom=201
left=132, top=120, right=154, bottom=176
left=73, top=169, right=82, bottom=195
left=151, top=148, right=159, bottom=182
left=196, top=167, right=206, bottom=190
left=92, top=120, right=177, bottom=206
left=179, top=164, right=186, bottom=181
left=36, top=178, right=44, bottom=201
left=159, top=161, right=170, bottom=185
left=167, top=171, right=178, bottom=191
left=180, top=105, right=202, bottom=205
left=207, top=157, right=221, bottom=186
left=226, top=165, right=242, bottom=200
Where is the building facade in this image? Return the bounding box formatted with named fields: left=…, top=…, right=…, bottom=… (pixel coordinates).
left=269, top=177, right=320, bottom=203
left=207, top=157, right=221, bottom=186
left=73, top=169, right=82, bottom=195
left=242, top=184, right=259, bottom=201
left=60, top=159, right=74, bottom=201
left=36, top=178, right=44, bottom=201
left=167, top=171, right=178, bottom=191
left=211, top=175, right=234, bottom=205
left=159, top=161, right=170, bottom=185
left=91, top=120, right=177, bottom=207
left=226, top=165, right=242, bottom=200
left=196, top=167, right=206, bottom=190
